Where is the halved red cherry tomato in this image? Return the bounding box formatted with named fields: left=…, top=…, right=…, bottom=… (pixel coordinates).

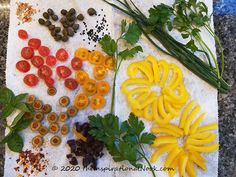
left=74, top=48, right=89, bottom=61
left=93, top=65, right=107, bottom=80
left=64, top=78, right=78, bottom=90
left=71, top=57, right=83, bottom=70
left=28, top=38, right=41, bottom=49
left=56, top=66, right=72, bottom=79
left=31, top=56, right=44, bottom=68
left=38, top=65, right=53, bottom=79
left=16, top=60, right=31, bottom=73
left=44, top=77, right=55, bottom=87
left=97, top=81, right=110, bottom=95
left=89, top=51, right=104, bottom=65
left=23, top=74, right=39, bottom=87
left=46, top=56, right=57, bottom=66
left=21, top=47, right=34, bottom=60
left=90, top=95, right=106, bottom=109
left=18, top=30, right=28, bottom=40
left=83, top=79, right=97, bottom=96
left=38, top=46, right=50, bottom=57
left=74, top=93, right=89, bottom=110
left=56, top=48, right=68, bottom=61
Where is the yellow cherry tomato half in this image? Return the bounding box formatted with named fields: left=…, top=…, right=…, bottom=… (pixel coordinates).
left=75, top=70, right=89, bottom=86
left=74, top=93, right=89, bottom=110
left=97, top=81, right=110, bottom=95
left=93, top=65, right=107, bottom=80
left=74, top=48, right=89, bottom=61
left=89, top=51, right=104, bottom=65
left=90, top=95, right=106, bottom=110
left=103, top=56, right=114, bottom=70
left=83, top=79, right=97, bottom=96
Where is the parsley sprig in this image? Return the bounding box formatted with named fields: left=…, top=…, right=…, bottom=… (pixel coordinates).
left=0, top=87, right=34, bottom=152
left=99, top=20, right=143, bottom=113
left=89, top=113, right=156, bottom=177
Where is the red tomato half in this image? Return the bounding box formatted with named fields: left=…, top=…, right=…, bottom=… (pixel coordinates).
left=56, top=66, right=72, bottom=79
left=46, top=56, right=57, bottom=66
left=38, top=46, right=50, bottom=57
left=56, top=48, right=68, bottom=61
left=31, top=56, right=44, bottom=68
left=16, top=60, right=31, bottom=73
left=64, top=78, right=78, bottom=90
left=44, top=77, right=55, bottom=87
left=23, top=74, right=39, bottom=87
left=18, top=30, right=28, bottom=40
left=71, top=57, right=83, bottom=70
left=38, top=65, right=53, bottom=79
left=28, top=38, right=41, bottom=49
left=21, top=47, right=34, bottom=60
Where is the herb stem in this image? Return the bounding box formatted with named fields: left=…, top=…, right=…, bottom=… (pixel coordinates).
left=137, top=150, right=156, bottom=177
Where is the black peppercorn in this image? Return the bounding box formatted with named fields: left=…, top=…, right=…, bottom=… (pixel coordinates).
left=77, top=14, right=84, bottom=21
left=61, top=9, right=67, bottom=15
left=43, top=12, right=50, bottom=19
left=38, top=18, right=45, bottom=25
left=55, top=27, right=61, bottom=33
left=52, top=15, right=58, bottom=21
left=47, top=8, right=54, bottom=15
left=62, top=35, right=69, bottom=42
left=87, top=8, right=97, bottom=16
left=69, top=8, right=76, bottom=15
left=44, top=20, right=51, bottom=26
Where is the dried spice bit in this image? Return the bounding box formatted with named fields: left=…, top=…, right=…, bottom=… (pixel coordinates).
left=42, top=104, right=52, bottom=114
left=15, top=150, right=48, bottom=176
left=77, top=14, right=84, bottom=21
left=87, top=8, right=97, bottom=16
left=59, top=96, right=70, bottom=107
left=26, top=95, right=36, bottom=104
left=30, top=121, right=41, bottom=131
left=52, top=15, right=58, bottom=21
left=38, top=126, right=49, bottom=136
left=67, top=106, right=78, bottom=117
left=50, top=136, right=61, bottom=146
left=47, top=87, right=57, bottom=96
left=38, top=18, right=45, bottom=25
left=33, top=100, right=43, bottom=110
left=47, top=112, right=58, bottom=123
left=61, top=9, right=67, bottom=15
left=73, top=128, right=87, bottom=142
left=49, top=123, right=60, bottom=134
left=34, top=111, right=44, bottom=122
left=32, top=135, right=43, bottom=147
left=16, top=2, right=37, bottom=23
left=43, top=12, right=50, bottom=19
left=61, top=124, right=69, bottom=135
left=59, top=112, right=68, bottom=122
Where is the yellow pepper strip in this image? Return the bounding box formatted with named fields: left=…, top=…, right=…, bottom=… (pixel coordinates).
left=120, top=78, right=151, bottom=95
left=159, top=124, right=184, bottom=136
left=163, top=85, right=189, bottom=104
left=164, top=147, right=181, bottom=168
left=145, top=55, right=160, bottom=83
left=179, top=152, right=188, bottom=177
left=151, top=127, right=181, bottom=137
left=158, top=95, right=172, bottom=119
left=186, top=160, right=196, bottom=177
left=139, top=92, right=157, bottom=110
left=196, top=124, right=218, bottom=133
left=189, top=152, right=207, bottom=170
left=179, top=101, right=195, bottom=128
left=152, top=136, right=177, bottom=147
left=189, top=113, right=206, bottom=135
left=143, top=103, right=154, bottom=121
left=186, top=143, right=219, bottom=152
left=184, top=105, right=201, bottom=135
left=163, top=96, right=179, bottom=116
left=189, top=132, right=212, bottom=140
left=189, top=151, right=206, bottom=162
left=168, top=64, right=183, bottom=89
left=168, top=149, right=183, bottom=177
left=158, top=60, right=170, bottom=88
left=150, top=144, right=177, bottom=163
left=152, top=99, right=168, bottom=124
left=186, top=134, right=217, bottom=145
left=127, top=61, right=154, bottom=83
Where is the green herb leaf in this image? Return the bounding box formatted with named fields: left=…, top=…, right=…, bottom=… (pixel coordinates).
left=0, top=131, right=15, bottom=144
left=1, top=104, right=15, bottom=119
left=127, top=113, right=145, bottom=136
left=13, top=117, right=32, bottom=132
left=118, top=46, right=143, bottom=60
left=181, top=33, right=189, bottom=39
left=121, top=19, right=127, bottom=34
left=10, top=111, right=25, bottom=128
left=15, top=102, right=33, bottom=112
left=11, top=93, right=28, bottom=105
left=186, top=39, right=198, bottom=52
left=122, top=22, right=142, bottom=45
left=7, top=133, right=23, bottom=152
left=139, top=133, right=156, bottom=144
left=99, top=35, right=117, bottom=56
left=0, top=87, right=14, bottom=104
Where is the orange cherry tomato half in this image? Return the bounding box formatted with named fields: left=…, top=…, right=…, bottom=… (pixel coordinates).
left=90, top=95, right=106, bottom=110
left=18, top=29, right=28, bottom=40
left=103, top=56, right=115, bottom=70
left=21, top=47, right=34, bottom=60
left=97, top=81, right=110, bottom=95
left=93, top=65, right=107, bottom=80
left=16, top=60, right=31, bottom=73
left=75, top=70, right=89, bottom=86
left=24, top=74, right=39, bottom=87
left=74, top=93, right=89, bottom=110
left=83, top=79, right=97, bottom=96
left=64, top=78, right=78, bottom=90
left=28, top=38, right=41, bottom=49
left=74, top=48, right=89, bottom=61
left=88, top=51, right=104, bottom=65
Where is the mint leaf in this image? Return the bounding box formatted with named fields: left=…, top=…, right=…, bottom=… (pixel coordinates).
left=139, top=133, right=155, bottom=144
left=11, top=93, right=28, bottom=105
left=10, top=111, right=25, bottom=127
left=15, top=102, right=33, bottom=112
left=7, top=133, right=23, bottom=152
left=13, top=117, right=32, bottom=132
left=1, top=104, right=15, bottom=119
left=121, top=19, right=127, bottom=34
left=99, top=35, right=117, bottom=56
left=118, top=46, right=143, bottom=60
left=0, top=87, right=14, bottom=104
left=122, top=22, right=142, bottom=45
left=0, top=131, right=15, bottom=144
